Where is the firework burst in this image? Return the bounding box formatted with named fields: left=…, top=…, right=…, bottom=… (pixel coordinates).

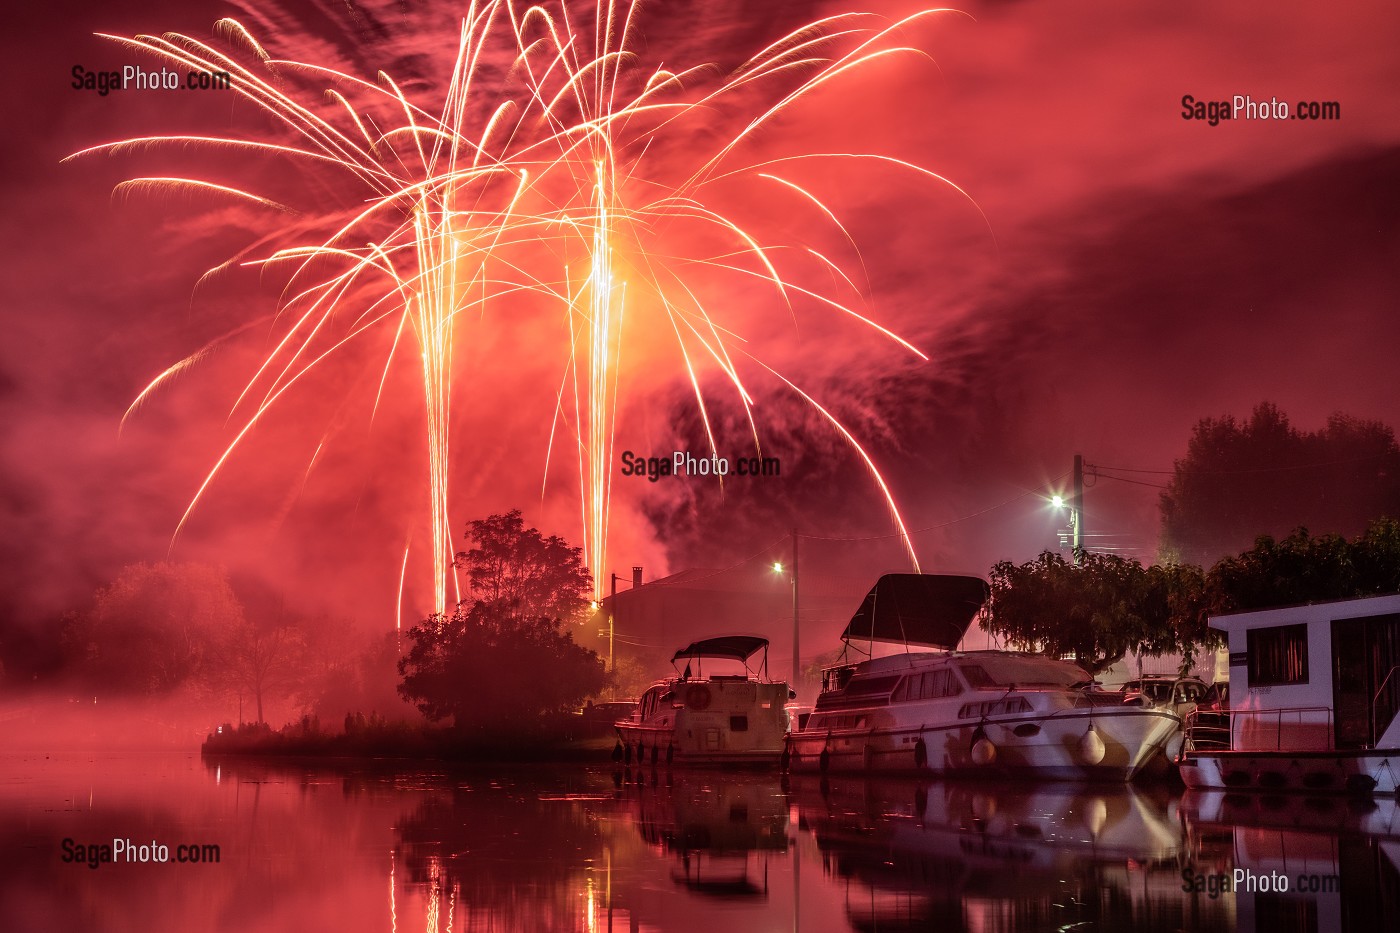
left=70, top=1, right=981, bottom=611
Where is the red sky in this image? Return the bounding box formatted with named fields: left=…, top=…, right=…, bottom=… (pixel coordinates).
left=2, top=0, right=1397, bottom=667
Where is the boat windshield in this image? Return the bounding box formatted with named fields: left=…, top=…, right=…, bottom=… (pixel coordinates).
left=956, top=657, right=1089, bottom=689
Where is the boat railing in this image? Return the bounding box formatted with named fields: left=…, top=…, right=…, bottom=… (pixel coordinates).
left=1182, top=706, right=1334, bottom=752
left=1373, top=666, right=1400, bottom=737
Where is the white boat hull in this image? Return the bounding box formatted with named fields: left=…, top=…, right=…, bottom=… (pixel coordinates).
left=1178, top=747, right=1400, bottom=794
left=787, top=708, right=1181, bottom=781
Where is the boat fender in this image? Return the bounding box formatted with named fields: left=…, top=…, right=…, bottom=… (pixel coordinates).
left=913, top=739, right=928, bottom=770
left=819, top=748, right=831, bottom=773
left=623, top=743, right=632, bottom=765
left=970, top=728, right=996, bottom=766
left=779, top=744, right=792, bottom=771
left=666, top=744, right=674, bottom=766
left=685, top=684, right=712, bottom=711
left=611, top=742, right=623, bottom=762
left=1164, top=732, right=1184, bottom=763
left=1080, top=725, right=1106, bottom=766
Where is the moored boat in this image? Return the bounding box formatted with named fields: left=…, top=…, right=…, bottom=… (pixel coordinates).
left=785, top=574, right=1182, bottom=780
left=615, top=636, right=793, bottom=766
left=1177, top=593, right=1400, bottom=794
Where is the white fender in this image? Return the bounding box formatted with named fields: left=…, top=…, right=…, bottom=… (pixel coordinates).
left=1080, top=725, right=1106, bottom=765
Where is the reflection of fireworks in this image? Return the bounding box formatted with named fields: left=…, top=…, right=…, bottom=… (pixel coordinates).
left=72, top=1, right=977, bottom=609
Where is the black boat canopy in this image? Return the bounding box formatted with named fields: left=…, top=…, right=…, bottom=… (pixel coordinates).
left=841, top=574, right=989, bottom=649
left=671, top=635, right=769, bottom=663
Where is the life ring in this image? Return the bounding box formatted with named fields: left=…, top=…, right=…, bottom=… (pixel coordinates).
left=685, top=684, right=713, bottom=711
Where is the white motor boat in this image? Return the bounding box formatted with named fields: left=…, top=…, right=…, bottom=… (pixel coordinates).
left=785, top=574, right=1182, bottom=780
left=615, top=636, right=793, bottom=766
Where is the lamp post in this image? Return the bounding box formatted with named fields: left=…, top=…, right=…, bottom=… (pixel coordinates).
left=773, top=529, right=799, bottom=686
left=1052, top=454, right=1086, bottom=564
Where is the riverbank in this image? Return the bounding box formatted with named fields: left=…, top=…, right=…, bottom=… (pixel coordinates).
left=201, top=716, right=618, bottom=763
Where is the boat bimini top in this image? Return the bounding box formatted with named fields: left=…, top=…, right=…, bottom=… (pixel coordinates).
left=671, top=635, right=770, bottom=680
left=842, top=574, right=989, bottom=650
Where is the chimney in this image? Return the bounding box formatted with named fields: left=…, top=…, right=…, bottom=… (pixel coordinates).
left=632, top=566, right=643, bottom=588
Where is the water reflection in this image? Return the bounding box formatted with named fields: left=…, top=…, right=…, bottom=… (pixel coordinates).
left=2, top=753, right=1398, bottom=931
left=626, top=769, right=788, bottom=900
left=787, top=774, right=1208, bottom=932
left=1180, top=790, right=1400, bottom=933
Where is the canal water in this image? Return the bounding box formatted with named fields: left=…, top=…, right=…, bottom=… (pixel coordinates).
left=3, top=753, right=1398, bottom=931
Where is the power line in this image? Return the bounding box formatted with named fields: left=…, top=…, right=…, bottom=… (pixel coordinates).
left=797, top=472, right=1071, bottom=543
left=1091, top=472, right=1170, bottom=490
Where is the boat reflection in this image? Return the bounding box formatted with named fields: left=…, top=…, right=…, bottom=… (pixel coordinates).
left=787, top=774, right=1211, bottom=931
left=623, top=769, right=789, bottom=899
left=1180, top=790, right=1400, bottom=933
left=177, top=756, right=1395, bottom=933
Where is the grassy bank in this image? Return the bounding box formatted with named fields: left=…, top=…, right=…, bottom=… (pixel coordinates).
left=201, top=714, right=619, bottom=763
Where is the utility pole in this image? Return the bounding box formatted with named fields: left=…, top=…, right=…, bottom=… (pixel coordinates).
left=1071, top=453, right=1085, bottom=564
left=608, top=572, right=618, bottom=694
left=791, top=529, right=800, bottom=687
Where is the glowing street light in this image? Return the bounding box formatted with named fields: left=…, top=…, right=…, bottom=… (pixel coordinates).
left=1050, top=455, right=1085, bottom=564
left=772, top=561, right=784, bottom=574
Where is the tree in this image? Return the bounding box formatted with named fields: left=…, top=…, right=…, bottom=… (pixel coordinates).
left=455, top=510, right=592, bottom=622
left=62, top=562, right=244, bottom=695
left=987, top=551, right=1217, bottom=674
left=307, top=629, right=418, bottom=724
left=403, top=512, right=605, bottom=734
left=1160, top=403, right=1400, bottom=566
left=1205, top=519, right=1400, bottom=615
left=398, top=599, right=605, bottom=733
left=209, top=618, right=306, bottom=724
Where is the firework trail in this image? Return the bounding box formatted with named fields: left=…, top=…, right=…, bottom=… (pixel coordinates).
left=69, top=2, right=544, bottom=615
left=509, top=2, right=985, bottom=592
left=70, top=1, right=980, bottom=610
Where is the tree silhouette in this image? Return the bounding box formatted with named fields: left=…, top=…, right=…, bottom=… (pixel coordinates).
left=1160, top=403, right=1400, bottom=565
left=455, top=509, right=592, bottom=622
left=402, top=512, right=604, bottom=734
left=987, top=551, right=1216, bottom=674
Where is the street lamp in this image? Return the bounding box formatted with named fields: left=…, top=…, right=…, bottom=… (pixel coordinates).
left=1050, top=455, right=1086, bottom=565
left=1051, top=494, right=1079, bottom=557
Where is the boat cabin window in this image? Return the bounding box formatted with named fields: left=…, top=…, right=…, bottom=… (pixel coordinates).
left=958, top=697, right=1033, bottom=719
left=892, top=668, right=962, bottom=702
left=1246, top=624, right=1309, bottom=686
left=841, top=674, right=902, bottom=697
left=638, top=685, right=675, bottom=720
left=956, top=658, right=1087, bottom=689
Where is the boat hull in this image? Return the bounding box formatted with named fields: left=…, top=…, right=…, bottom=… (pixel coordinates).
left=1178, top=748, right=1400, bottom=795
left=787, top=708, right=1181, bottom=781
